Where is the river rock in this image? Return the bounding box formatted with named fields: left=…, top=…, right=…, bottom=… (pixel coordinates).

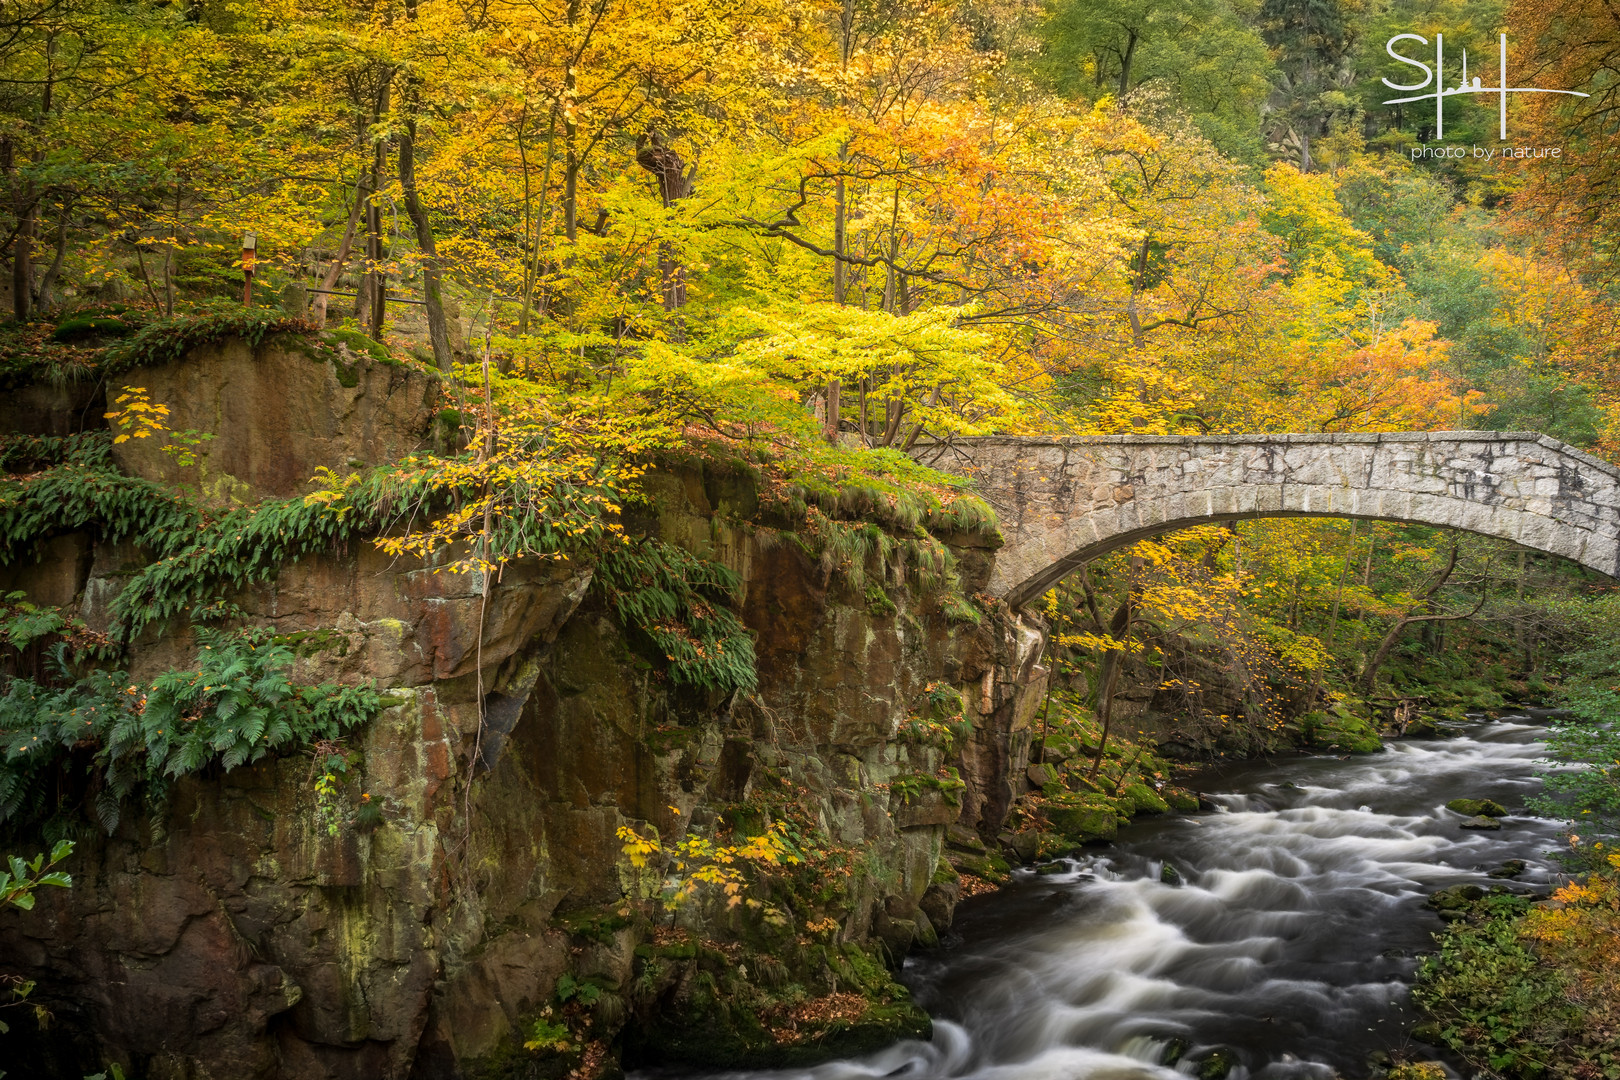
left=919, top=869, right=961, bottom=933
left=1045, top=801, right=1118, bottom=844
left=1160, top=863, right=1183, bottom=887
left=1163, top=787, right=1200, bottom=812
left=952, top=851, right=1011, bottom=883
left=1027, top=762, right=1058, bottom=789
left=946, top=824, right=987, bottom=853
left=872, top=907, right=920, bottom=962
left=1426, top=884, right=1486, bottom=917
left=1488, top=859, right=1527, bottom=879
left=912, top=908, right=939, bottom=949
left=1446, top=798, right=1507, bottom=817
left=1002, top=829, right=1043, bottom=863
left=1459, top=815, right=1502, bottom=830
left=1409, top=1022, right=1444, bottom=1045
left=1193, top=1046, right=1240, bottom=1080
left=1120, top=782, right=1170, bottom=815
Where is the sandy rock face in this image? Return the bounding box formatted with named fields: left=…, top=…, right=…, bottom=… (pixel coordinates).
left=107, top=336, right=441, bottom=502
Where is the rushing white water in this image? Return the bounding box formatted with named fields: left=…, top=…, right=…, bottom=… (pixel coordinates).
left=670, top=718, right=1568, bottom=1080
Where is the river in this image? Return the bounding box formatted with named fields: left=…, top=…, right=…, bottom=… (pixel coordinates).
left=690, top=716, right=1567, bottom=1080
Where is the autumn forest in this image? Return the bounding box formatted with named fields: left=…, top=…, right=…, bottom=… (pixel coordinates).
left=2, top=0, right=1620, bottom=1076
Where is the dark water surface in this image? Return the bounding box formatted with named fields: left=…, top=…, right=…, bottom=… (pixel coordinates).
left=671, top=719, right=1568, bottom=1080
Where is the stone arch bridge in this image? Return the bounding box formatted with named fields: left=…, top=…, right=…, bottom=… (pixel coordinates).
left=915, top=432, right=1620, bottom=609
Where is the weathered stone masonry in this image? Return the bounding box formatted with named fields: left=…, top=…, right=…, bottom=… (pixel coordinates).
left=919, top=432, right=1620, bottom=606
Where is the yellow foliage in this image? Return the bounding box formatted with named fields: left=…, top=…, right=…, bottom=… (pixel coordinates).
left=104, top=387, right=170, bottom=446
left=617, top=820, right=800, bottom=912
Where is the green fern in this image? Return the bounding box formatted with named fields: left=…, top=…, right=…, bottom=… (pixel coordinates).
left=0, top=626, right=381, bottom=833
left=594, top=538, right=757, bottom=695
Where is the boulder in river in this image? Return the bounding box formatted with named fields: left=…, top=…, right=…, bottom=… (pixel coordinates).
left=1408, top=1022, right=1444, bottom=1045
left=1160, top=863, right=1184, bottom=887
left=1001, top=829, right=1044, bottom=863
left=1446, top=797, right=1507, bottom=817
left=1046, top=800, right=1119, bottom=844
left=1403, top=716, right=1441, bottom=738
left=951, top=850, right=1011, bottom=883
left=1120, top=782, right=1170, bottom=815
left=946, top=824, right=988, bottom=854
left=1194, top=1046, right=1240, bottom=1080
left=1459, top=815, right=1502, bottom=830
left=1426, top=884, right=1486, bottom=917
left=1488, top=859, right=1527, bottom=879
left=1163, top=787, right=1201, bottom=812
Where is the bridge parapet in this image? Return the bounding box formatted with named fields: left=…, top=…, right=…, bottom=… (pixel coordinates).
left=914, top=432, right=1620, bottom=607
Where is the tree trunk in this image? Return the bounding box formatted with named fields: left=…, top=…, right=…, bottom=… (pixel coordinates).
left=826, top=167, right=847, bottom=442
left=1305, top=521, right=1358, bottom=708
left=1359, top=543, right=1464, bottom=694
left=162, top=244, right=175, bottom=316
left=562, top=0, right=581, bottom=244
left=1118, top=28, right=1138, bottom=97
left=1087, top=652, right=1124, bottom=782
left=400, top=114, right=453, bottom=369
left=315, top=179, right=366, bottom=328
left=825, top=0, right=854, bottom=444
left=636, top=131, right=690, bottom=339
left=13, top=204, right=34, bottom=321
left=362, top=99, right=388, bottom=341
left=517, top=110, right=558, bottom=335
left=7, top=138, right=33, bottom=322
left=36, top=200, right=67, bottom=310
left=1127, top=235, right=1152, bottom=348
left=1086, top=576, right=1136, bottom=782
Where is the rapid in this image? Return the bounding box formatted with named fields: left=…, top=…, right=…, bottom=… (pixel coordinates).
left=693, top=716, right=1568, bottom=1080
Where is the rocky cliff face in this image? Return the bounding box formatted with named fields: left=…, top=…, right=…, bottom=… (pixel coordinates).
left=0, top=337, right=1048, bottom=1079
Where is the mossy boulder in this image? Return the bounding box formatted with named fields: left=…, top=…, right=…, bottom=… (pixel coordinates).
left=1194, top=1046, right=1240, bottom=1080
left=1426, top=883, right=1486, bottom=920
left=1119, top=782, right=1170, bottom=815
left=952, top=850, right=1012, bottom=883
left=1403, top=717, right=1440, bottom=739
left=1446, top=798, right=1507, bottom=818
left=1163, top=787, right=1200, bottom=812
left=1046, top=801, right=1118, bottom=844
left=1301, top=709, right=1385, bottom=753
left=628, top=997, right=931, bottom=1071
